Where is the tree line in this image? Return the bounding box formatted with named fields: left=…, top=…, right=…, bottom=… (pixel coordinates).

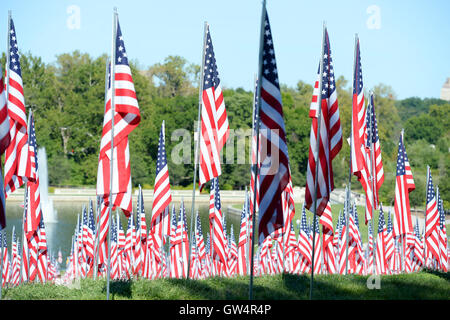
left=2, top=51, right=449, bottom=209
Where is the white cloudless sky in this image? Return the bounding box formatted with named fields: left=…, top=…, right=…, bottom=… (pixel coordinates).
left=3, top=0, right=450, bottom=99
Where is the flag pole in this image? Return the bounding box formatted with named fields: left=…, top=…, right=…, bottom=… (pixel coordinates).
left=106, top=7, right=118, bottom=300
left=309, top=21, right=327, bottom=300
left=187, top=21, right=208, bottom=280
left=249, top=0, right=266, bottom=300
left=345, top=33, right=358, bottom=275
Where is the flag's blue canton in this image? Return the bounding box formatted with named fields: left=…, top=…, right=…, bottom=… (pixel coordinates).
left=214, top=178, right=221, bottom=211
left=230, top=224, right=235, bottom=243
left=386, top=211, right=393, bottom=233
left=223, top=214, right=227, bottom=241
left=127, top=215, right=133, bottom=231
left=438, top=194, right=445, bottom=229
left=196, top=213, right=203, bottom=235
left=9, top=18, right=22, bottom=76
left=203, top=26, right=220, bottom=91
left=300, top=204, right=308, bottom=233
left=426, top=171, right=435, bottom=205
left=396, top=136, right=407, bottom=176
left=377, top=205, right=385, bottom=234
left=181, top=202, right=188, bottom=233
left=353, top=204, right=360, bottom=230
left=205, top=234, right=210, bottom=255
left=111, top=221, right=117, bottom=243
left=156, top=124, right=168, bottom=175
left=171, top=205, right=178, bottom=228
left=252, top=79, right=260, bottom=133
left=368, top=220, right=373, bottom=236
left=88, top=201, right=96, bottom=232
left=353, top=41, right=363, bottom=95
left=82, top=206, right=88, bottom=227
left=262, top=10, right=279, bottom=88
left=29, top=115, right=39, bottom=171
left=314, top=216, right=320, bottom=233
left=321, top=30, right=336, bottom=99
left=415, top=217, right=421, bottom=238
left=115, top=22, right=129, bottom=66
left=371, top=96, right=379, bottom=144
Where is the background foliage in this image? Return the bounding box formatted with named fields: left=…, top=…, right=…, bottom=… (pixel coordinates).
left=3, top=51, right=449, bottom=208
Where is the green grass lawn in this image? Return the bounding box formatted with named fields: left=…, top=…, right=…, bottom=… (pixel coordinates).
left=2, top=270, right=448, bottom=300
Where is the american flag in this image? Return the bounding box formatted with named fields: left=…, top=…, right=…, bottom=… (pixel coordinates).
left=150, top=122, right=172, bottom=262
left=0, top=65, right=10, bottom=155
left=169, top=205, right=182, bottom=278
left=413, top=218, right=424, bottom=269
left=97, top=18, right=140, bottom=216
left=1, top=232, right=10, bottom=284
left=110, top=220, right=119, bottom=279
left=256, top=7, right=290, bottom=245
left=11, top=227, right=21, bottom=285
left=237, top=200, right=248, bottom=275
left=367, top=220, right=374, bottom=274
left=312, top=217, right=322, bottom=274
left=424, top=169, right=440, bottom=262
left=4, top=16, right=29, bottom=199
left=338, top=202, right=349, bottom=274
left=366, top=93, right=384, bottom=209
left=384, top=211, right=395, bottom=265
left=85, top=200, right=96, bottom=264
left=297, top=204, right=312, bottom=268
left=350, top=37, right=374, bottom=224
left=227, top=225, right=238, bottom=276
left=320, top=202, right=336, bottom=274
left=195, top=212, right=206, bottom=262
left=209, top=178, right=227, bottom=266
left=25, top=114, right=42, bottom=235
left=305, top=27, right=342, bottom=217
left=250, top=77, right=260, bottom=218
left=437, top=189, right=448, bottom=271
left=36, top=216, right=48, bottom=283
left=198, top=24, right=229, bottom=186
left=375, top=205, right=387, bottom=275
left=393, top=132, right=415, bottom=238
left=0, top=64, right=10, bottom=230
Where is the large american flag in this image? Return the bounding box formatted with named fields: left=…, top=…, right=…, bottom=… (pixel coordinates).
left=305, top=28, right=342, bottom=217
left=256, top=8, right=290, bottom=244
left=424, top=169, right=440, bottom=262
left=150, top=121, right=172, bottom=262
left=198, top=25, right=229, bottom=186
left=366, top=94, right=384, bottom=209
left=0, top=63, right=10, bottom=230
left=350, top=38, right=374, bottom=224
left=4, top=17, right=29, bottom=199
left=237, top=201, right=248, bottom=275
left=393, top=132, right=415, bottom=238
left=97, top=18, right=140, bottom=216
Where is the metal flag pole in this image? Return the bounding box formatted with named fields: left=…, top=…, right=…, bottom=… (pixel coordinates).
left=187, top=21, right=208, bottom=280
left=106, top=7, right=118, bottom=300
left=249, top=0, right=266, bottom=300
left=345, top=33, right=359, bottom=275
left=309, top=21, right=327, bottom=300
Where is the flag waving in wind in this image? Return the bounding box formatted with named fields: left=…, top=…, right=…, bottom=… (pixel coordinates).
left=305, top=27, right=342, bottom=217
left=256, top=7, right=290, bottom=244
left=198, top=25, right=229, bottom=187
left=97, top=18, right=140, bottom=216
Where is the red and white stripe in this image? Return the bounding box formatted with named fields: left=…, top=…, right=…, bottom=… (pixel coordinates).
left=320, top=202, right=336, bottom=274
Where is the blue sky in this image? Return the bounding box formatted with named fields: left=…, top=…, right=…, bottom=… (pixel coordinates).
left=3, top=0, right=450, bottom=99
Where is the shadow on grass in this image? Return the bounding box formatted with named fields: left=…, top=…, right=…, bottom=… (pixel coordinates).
left=422, top=268, right=450, bottom=281
left=102, top=280, right=133, bottom=300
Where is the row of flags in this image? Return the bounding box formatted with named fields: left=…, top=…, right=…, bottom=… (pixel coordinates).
left=0, top=3, right=448, bottom=291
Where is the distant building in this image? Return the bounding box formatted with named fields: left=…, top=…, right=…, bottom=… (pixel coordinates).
left=441, top=78, right=450, bottom=101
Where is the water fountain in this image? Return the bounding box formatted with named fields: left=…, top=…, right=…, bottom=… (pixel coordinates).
left=37, top=147, right=58, bottom=223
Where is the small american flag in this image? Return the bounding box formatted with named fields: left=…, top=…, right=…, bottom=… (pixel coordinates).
left=25, top=113, right=42, bottom=235
left=375, top=205, right=387, bottom=275
left=424, top=169, right=440, bottom=262
left=393, top=132, right=414, bottom=238
left=209, top=178, right=227, bottom=265
left=437, top=188, right=448, bottom=271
